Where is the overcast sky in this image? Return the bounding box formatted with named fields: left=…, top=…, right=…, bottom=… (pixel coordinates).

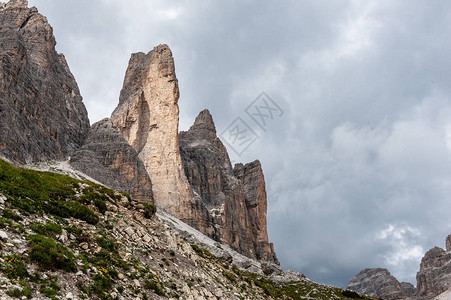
left=28, top=0, right=451, bottom=287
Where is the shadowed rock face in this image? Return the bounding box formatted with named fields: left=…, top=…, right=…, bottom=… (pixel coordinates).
left=347, top=268, right=407, bottom=300
left=400, top=282, right=416, bottom=297
left=111, top=45, right=195, bottom=219
left=70, top=118, right=153, bottom=202
left=416, top=240, right=451, bottom=298
left=180, top=109, right=279, bottom=264
left=0, top=0, right=89, bottom=163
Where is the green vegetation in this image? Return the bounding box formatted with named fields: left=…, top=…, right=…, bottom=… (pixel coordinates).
left=40, top=279, right=61, bottom=298
left=89, top=273, right=113, bottom=299
left=45, top=200, right=99, bottom=224
left=31, top=222, right=62, bottom=237
left=140, top=202, right=157, bottom=219
left=1, top=255, right=29, bottom=279
left=342, top=290, right=364, bottom=299
left=144, top=279, right=165, bottom=296
left=2, top=209, right=23, bottom=221
left=27, top=234, right=76, bottom=272
left=6, top=288, right=23, bottom=298
left=222, top=270, right=237, bottom=283
left=0, top=159, right=119, bottom=223
left=191, top=244, right=214, bottom=259
left=96, top=236, right=119, bottom=253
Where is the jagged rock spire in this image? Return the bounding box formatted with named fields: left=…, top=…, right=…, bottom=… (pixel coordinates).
left=188, top=109, right=217, bottom=141
left=111, top=44, right=195, bottom=219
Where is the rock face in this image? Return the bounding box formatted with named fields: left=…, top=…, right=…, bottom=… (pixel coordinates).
left=70, top=118, right=153, bottom=202
left=179, top=109, right=279, bottom=264
left=416, top=240, right=451, bottom=298
left=111, top=45, right=194, bottom=218
left=400, top=282, right=416, bottom=297
left=110, top=45, right=277, bottom=263
left=347, top=268, right=407, bottom=300
left=0, top=0, right=90, bottom=163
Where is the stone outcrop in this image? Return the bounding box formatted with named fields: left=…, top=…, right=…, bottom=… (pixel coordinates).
left=347, top=268, right=407, bottom=300
left=415, top=238, right=451, bottom=298
left=0, top=0, right=90, bottom=163
left=70, top=118, right=153, bottom=202
left=400, top=282, right=416, bottom=297
left=180, top=109, right=279, bottom=264
left=111, top=45, right=195, bottom=218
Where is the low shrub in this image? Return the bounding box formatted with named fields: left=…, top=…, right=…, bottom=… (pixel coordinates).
left=342, top=290, right=364, bottom=299
left=1, top=255, right=29, bottom=279
left=191, top=244, right=214, bottom=259
left=30, top=222, right=62, bottom=237
left=44, top=200, right=99, bottom=224
left=96, top=236, right=118, bottom=253
left=2, top=209, right=23, bottom=221
left=27, top=234, right=76, bottom=272
left=89, top=273, right=112, bottom=299
left=141, top=202, right=157, bottom=219
left=144, top=279, right=165, bottom=296
left=94, top=199, right=107, bottom=214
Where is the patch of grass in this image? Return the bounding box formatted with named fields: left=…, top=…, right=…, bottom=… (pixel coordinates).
left=0, top=217, right=12, bottom=228
left=6, top=288, right=22, bottom=298
left=40, top=281, right=60, bottom=298
left=44, top=200, right=99, bottom=225
left=89, top=273, right=112, bottom=299
left=20, top=282, right=32, bottom=299
left=94, top=199, right=107, bottom=214
left=2, top=209, right=23, bottom=221
left=144, top=279, right=165, bottom=296
left=222, top=270, right=237, bottom=282
left=27, top=234, right=76, bottom=272
left=30, top=222, right=62, bottom=237
left=140, top=202, right=157, bottom=219
left=342, top=290, right=364, bottom=299
left=191, top=244, right=214, bottom=259
left=96, top=236, right=118, bottom=253
left=1, top=255, right=29, bottom=279
left=0, top=159, right=110, bottom=224
left=87, top=249, right=129, bottom=271
left=0, top=159, right=80, bottom=208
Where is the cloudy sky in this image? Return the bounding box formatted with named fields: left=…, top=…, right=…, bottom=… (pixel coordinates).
left=28, top=0, right=451, bottom=287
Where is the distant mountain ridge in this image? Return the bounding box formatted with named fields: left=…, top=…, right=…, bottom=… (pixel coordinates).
left=348, top=233, right=451, bottom=300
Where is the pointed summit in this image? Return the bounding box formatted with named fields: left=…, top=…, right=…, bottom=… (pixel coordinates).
left=188, top=109, right=217, bottom=140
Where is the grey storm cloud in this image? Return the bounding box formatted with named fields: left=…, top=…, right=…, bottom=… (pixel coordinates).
left=28, top=0, right=451, bottom=287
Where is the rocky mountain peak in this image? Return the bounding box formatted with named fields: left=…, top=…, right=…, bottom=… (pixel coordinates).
left=347, top=268, right=407, bottom=300
left=180, top=110, right=279, bottom=264
left=188, top=109, right=217, bottom=140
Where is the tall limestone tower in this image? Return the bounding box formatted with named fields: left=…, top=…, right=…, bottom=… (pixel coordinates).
left=111, top=45, right=196, bottom=221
